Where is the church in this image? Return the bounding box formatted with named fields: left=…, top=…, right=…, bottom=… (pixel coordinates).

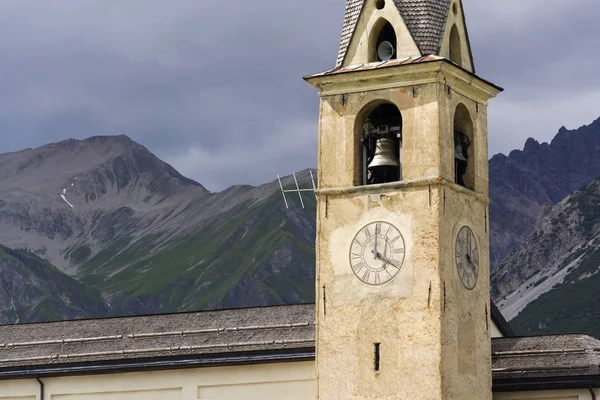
left=2, top=1, right=600, bottom=399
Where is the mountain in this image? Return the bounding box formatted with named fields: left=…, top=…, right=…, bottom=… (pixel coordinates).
left=489, top=118, right=600, bottom=265
left=493, top=177, right=600, bottom=337
left=0, top=135, right=316, bottom=322
left=0, top=244, right=107, bottom=324
left=3, top=117, right=600, bottom=326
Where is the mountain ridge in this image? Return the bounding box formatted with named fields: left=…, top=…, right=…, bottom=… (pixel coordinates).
left=2, top=120, right=600, bottom=327
left=489, top=117, right=600, bottom=265
left=0, top=135, right=317, bottom=322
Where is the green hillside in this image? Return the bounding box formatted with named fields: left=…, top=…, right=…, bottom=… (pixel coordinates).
left=75, top=186, right=316, bottom=316
left=0, top=245, right=107, bottom=324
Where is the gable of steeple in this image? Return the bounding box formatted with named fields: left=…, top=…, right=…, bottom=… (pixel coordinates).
left=335, top=0, right=472, bottom=71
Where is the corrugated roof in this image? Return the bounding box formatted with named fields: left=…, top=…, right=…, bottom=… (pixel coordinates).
left=336, top=0, right=451, bottom=68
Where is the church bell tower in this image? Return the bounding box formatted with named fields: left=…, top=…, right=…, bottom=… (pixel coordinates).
left=304, top=1, right=502, bottom=399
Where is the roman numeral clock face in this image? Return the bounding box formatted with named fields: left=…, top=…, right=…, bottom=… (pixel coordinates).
left=349, top=222, right=405, bottom=286
left=455, top=226, right=480, bottom=290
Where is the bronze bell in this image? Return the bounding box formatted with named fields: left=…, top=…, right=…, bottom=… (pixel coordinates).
left=368, top=138, right=400, bottom=170
left=454, top=138, right=468, bottom=162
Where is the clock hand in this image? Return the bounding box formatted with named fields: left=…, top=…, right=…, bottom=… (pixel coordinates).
left=374, top=224, right=378, bottom=260
left=372, top=251, right=401, bottom=269
left=468, top=258, right=477, bottom=275
left=467, top=235, right=471, bottom=263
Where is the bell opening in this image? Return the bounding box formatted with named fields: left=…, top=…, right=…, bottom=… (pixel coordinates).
left=454, top=131, right=469, bottom=187
left=370, top=20, right=397, bottom=62
left=362, top=103, right=402, bottom=185
left=453, top=103, right=475, bottom=190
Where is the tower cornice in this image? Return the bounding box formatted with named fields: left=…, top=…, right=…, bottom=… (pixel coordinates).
left=314, top=176, right=491, bottom=205
left=304, top=57, right=502, bottom=101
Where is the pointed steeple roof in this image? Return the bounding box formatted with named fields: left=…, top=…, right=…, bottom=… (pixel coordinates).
left=336, top=0, right=452, bottom=68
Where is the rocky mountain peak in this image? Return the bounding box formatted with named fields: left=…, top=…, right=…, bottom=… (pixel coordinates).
left=0, top=135, right=207, bottom=197
left=0, top=136, right=211, bottom=270
left=523, top=137, right=542, bottom=153
left=489, top=119, right=600, bottom=265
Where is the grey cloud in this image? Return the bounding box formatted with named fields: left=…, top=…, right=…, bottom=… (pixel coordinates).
left=0, top=1, right=598, bottom=190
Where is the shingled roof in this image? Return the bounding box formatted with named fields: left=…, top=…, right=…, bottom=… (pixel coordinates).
left=336, top=0, right=452, bottom=68
left=2, top=303, right=600, bottom=391
left=493, top=334, right=600, bottom=391
left=0, top=304, right=314, bottom=378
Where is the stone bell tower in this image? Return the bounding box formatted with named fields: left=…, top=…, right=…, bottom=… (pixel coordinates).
left=304, top=1, right=502, bottom=399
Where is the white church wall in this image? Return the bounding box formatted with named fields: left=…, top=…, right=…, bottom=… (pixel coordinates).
left=0, top=361, right=315, bottom=400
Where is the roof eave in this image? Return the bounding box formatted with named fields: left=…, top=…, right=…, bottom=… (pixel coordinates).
left=304, top=58, right=502, bottom=100
left=0, top=348, right=315, bottom=381
left=493, top=374, right=600, bottom=393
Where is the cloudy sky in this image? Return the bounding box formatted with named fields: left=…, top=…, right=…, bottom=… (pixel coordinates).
left=0, top=1, right=598, bottom=191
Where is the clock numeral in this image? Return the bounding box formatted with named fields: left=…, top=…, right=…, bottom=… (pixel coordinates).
left=391, top=235, right=402, bottom=244
left=388, top=261, right=401, bottom=270
left=374, top=272, right=381, bottom=285
left=393, top=248, right=405, bottom=254
left=362, top=270, right=371, bottom=283
left=353, top=262, right=366, bottom=274
left=364, top=227, right=372, bottom=239
left=351, top=252, right=362, bottom=260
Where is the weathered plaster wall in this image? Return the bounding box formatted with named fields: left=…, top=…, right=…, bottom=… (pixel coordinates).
left=317, top=81, right=441, bottom=189
left=316, top=186, right=442, bottom=400
left=312, top=61, right=498, bottom=399
left=439, top=187, right=492, bottom=400
left=0, top=361, right=315, bottom=400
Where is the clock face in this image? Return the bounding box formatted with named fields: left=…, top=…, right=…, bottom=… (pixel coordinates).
left=349, top=221, right=405, bottom=286
left=455, top=226, right=479, bottom=290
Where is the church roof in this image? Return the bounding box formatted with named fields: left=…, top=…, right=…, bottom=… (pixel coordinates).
left=492, top=334, right=600, bottom=391
left=0, top=304, right=315, bottom=378
left=2, top=303, right=599, bottom=391
left=336, top=0, right=452, bottom=67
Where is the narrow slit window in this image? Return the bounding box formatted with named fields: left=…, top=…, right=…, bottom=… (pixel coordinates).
left=374, top=343, right=381, bottom=372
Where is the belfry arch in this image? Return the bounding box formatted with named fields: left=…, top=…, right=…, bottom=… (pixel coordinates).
left=449, top=24, right=462, bottom=66
left=355, top=101, right=403, bottom=185
left=369, top=18, right=397, bottom=62
left=453, top=103, right=474, bottom=189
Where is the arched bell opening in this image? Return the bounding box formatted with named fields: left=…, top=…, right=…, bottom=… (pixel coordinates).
left=369, top=19, right=397, bottom=62
left=453, top=103, right=474, bottom=189
left=356, top=102, right=403, bottom=186
left=449, top=24, right=462, bottom=67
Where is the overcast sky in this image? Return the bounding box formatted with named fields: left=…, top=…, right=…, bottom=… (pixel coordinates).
left=0, top=1, right=598, bottom=191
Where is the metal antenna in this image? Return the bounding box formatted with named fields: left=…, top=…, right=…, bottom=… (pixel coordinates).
left=277, top=170, right=317, bottom=209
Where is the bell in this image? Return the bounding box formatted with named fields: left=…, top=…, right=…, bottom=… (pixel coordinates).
left=454, top=139, right=468, bottom=162
left=368, top=138, right=400, bottom=170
